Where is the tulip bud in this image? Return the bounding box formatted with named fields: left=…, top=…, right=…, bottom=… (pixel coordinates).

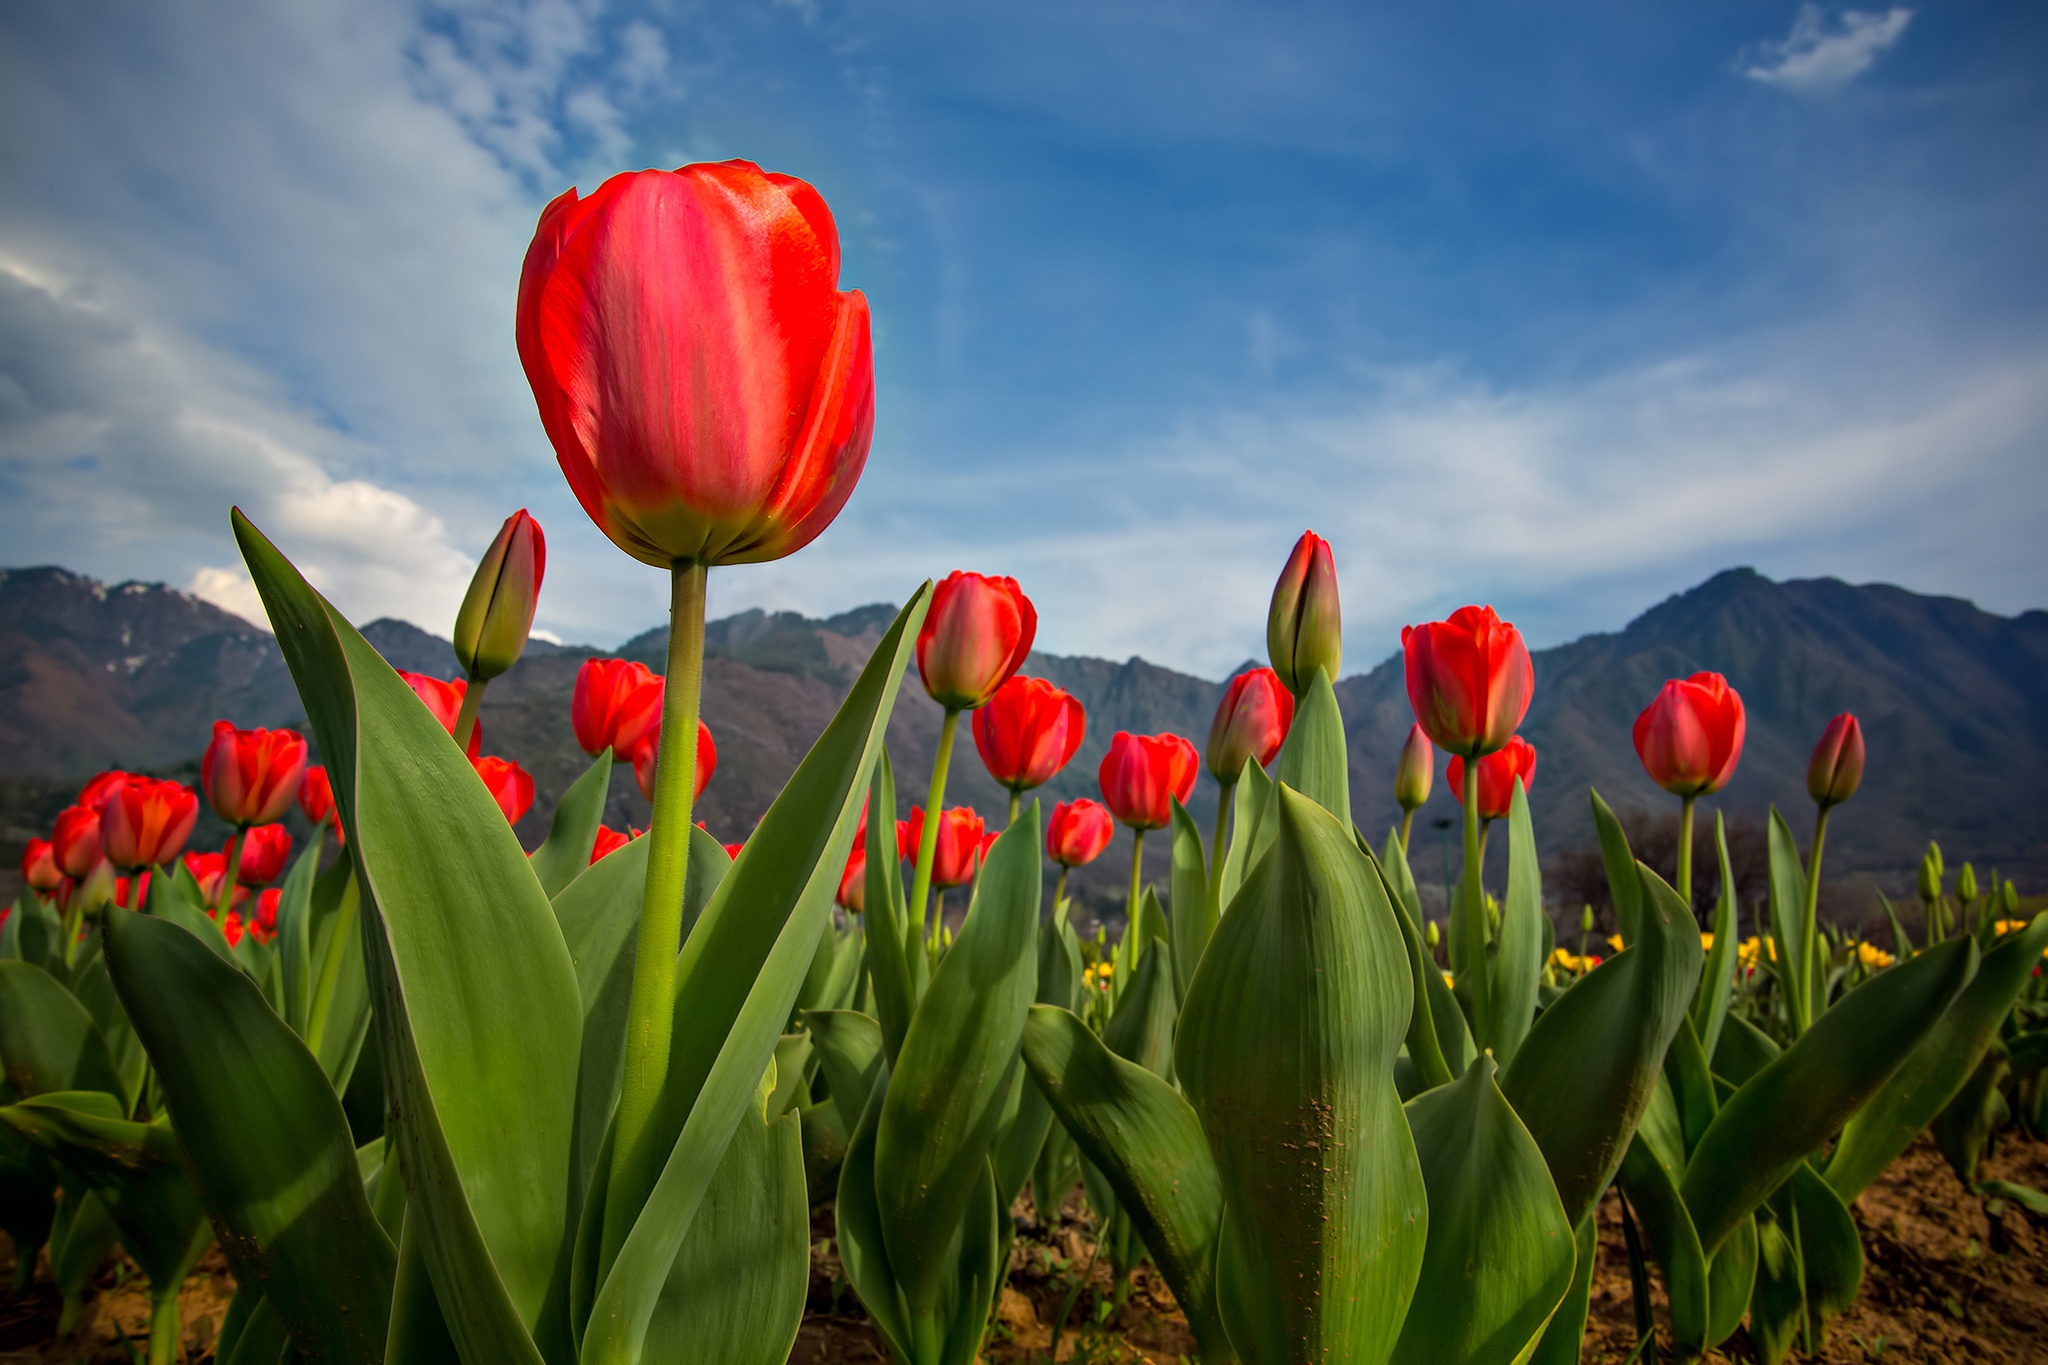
left=52, top=804, right=104, bottom=879
left=1205, top=667, right=1294, bottom=783
left=974, top=676, right=1086, bottom=793
left=837, top=844, right=868, bottom=913
left=1918, top=847, right=1943, bottom=904
left=1806, top=713, right=1865, bottom=809
left=1632, top=673, right=1746, bottom=798
left=2003, top=880, right=2019, bottom=914
left=235, top=824, right=293, bottom=887
left=1266, top=531, right=1342, bottom=696
left=1394, top=723, right=1434, bottom=813
left=1925, top=841, right=1944, bottom=881
left=630, top=720, right=717, bottom=803
left=1581, top=905, right=1595, bottom=934
left=1958, top=863, right=1978, bottom=903
left=21, top=839, right=61, bottom=893
left=918, top=572, right=1037, bottom=711
left=1401, top=604, right=1534, bottom=759
left=453, top=509, right=547, bottom=682
left=1425, top=919, right=1441, bottom=950
left=1098, top=731, right=1200, bottom=832
left=590, top=826, right=630, bottom=866
left=1046, top=799, right=1115, bottom=869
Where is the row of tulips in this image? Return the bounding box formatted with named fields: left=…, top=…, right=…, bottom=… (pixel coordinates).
left=0, top=156, right=2041, bottom=1365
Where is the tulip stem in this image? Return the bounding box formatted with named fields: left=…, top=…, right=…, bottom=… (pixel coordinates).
left=146, top=1288, right=181, bottom=1365
left=1053, top=866, right=1069, bottom=912
left=612, top=560, right=708, bottom=1188
left=1399, top=807, right=1415, bottom=855
left=1128, top=829, right=1146, bottom=929
left=218, top=825, right=247, bottom=919
left=908, top=708, right=961, bottom=949
left=1797, top=804, right=1832, bottom=1035
left=1676, top=795, right=1696, bottom=913
left=1208, top=779, right=1234, bottom=906
left=1459, top=758, right=1490, bottom=1044
left=1007, top=789, right=1021, bottom=828
left=452, top=678, right=486, bottom=753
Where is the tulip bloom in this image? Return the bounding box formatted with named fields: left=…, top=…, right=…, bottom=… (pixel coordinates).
left=906, top=805, right=987, bottom=891
left=837, top=844, right=868, bottom=913
left=972, top=676, right=1085, bottom=815
left=1401, top=606, right=1534, bottom=760
left=235, top=824, right=293, bottom=886
left=183, top=851, right=241, bottom=910
left=1633, top=672, right=1745, bottom=907
left=1807, top=713, right=1864, bottom=810
left=400, top=672, right=483, bottom=759
left=298, top=765, right=344, bottom=847
left=590, top=825, right=631, bottom=865
left=1099, top=730, right=1199, bottom=917
left=1447, top=737, right=1538, bottom=823
left=1206, top=667, right=1293, bottom=784
left=52, top=805, right=104, bottom=879
left=249, top=888, right=283, bottom=945
left=454, top=509, right=547, bottom=684
left=202, top=722, right=309, bottom=828
left=1046, top=797, right=1114, bottom=906
left=78, top=771, right=134, bottom=810
left=1268, top=531, right=1343, bottom=696
left=221, top=910, right=245, bottom=949
left=99, top=779, right=199, bottom=870
left=631, top=719, right=716, bottom=803
left=21, top=839, right=61, bottom=893
left=572, top=658, right=663, bottom=757
left=1394, top=724, right=1434, bottom=851
left=474, top=757, right=536, bottom=826
left=918, top=572, right=1037, bottom=711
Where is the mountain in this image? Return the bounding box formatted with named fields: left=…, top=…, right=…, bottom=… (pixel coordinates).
left=4, top=564, right=2044, bottom=926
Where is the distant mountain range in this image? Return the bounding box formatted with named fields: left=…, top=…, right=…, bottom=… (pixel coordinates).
left=4, top=563, right=2044, bottom=925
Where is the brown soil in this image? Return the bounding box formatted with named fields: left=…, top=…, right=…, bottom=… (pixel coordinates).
left=5, top=1135, right=2043, bottom=1363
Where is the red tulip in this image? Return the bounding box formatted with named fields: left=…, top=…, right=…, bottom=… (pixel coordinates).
left=400, top=672, right=482, bottom=759
left=78, top=770, right=134, bottom=810
left=183, top=851, right=241, bottom=909
left=454, top=509, right=547, bottom=682
left=1394, top=723, right=1434, bottom=812
left=572, top=658, right=663, bottom=757
left=918, top=572, right=1037, bottom=711
left=52, top=805, right=104, bottom=879
left=472, top=757, right=535, bottom=825
left=298, top=765, right=334, bottom=825
left=722, top=841, right=744, bottom=860
left=906, top=805, right=986, bottom=889
left=1633, top=673, right=1745, bottom=798
left=1447, top=736, right=1538, bottom=822
left=115, top=872, right=150, bottom=910
left=21, top=839, right=61, bottom=893
left=517, top=161, right=874, bottom=568
left=1401, top=605, right=1534, bottom=758
left=248, top=888, right=283, bottom=944
left=99, top=778, right=200, bottom=869
left=1205, top=667, right=1294, bottom=782
left=1098, top=732, right=1199, bottom=832
left=235, top=824, right=293, bottom=886
left=221, top=910, right=245, bottom=948
left=1807, top=713, right=1865, bottom=808
left=837, top=844, right=868, bottom=912
left=1046, top=799, right=1115, bottom=869
left=202, top=721, right=309, bottom=827
left=1267, top=531, right=1343, bottom=695
left=630, top=719, right=716, bottom=802
left=590, top=825, right=631, bottom=865
left=973, top=676, right=1085, bottom=793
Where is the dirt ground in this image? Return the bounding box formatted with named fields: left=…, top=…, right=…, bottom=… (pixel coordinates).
left=4, top=1133, right=2043, bottom=1363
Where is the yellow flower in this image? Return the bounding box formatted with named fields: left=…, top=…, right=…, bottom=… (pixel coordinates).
left=1993, top=919, right=2024, bottom=936
left=1442, top=970, right=1455, bottom=987
left=1606, top=935, right=1626, bottom=953
left=1548, top=948, right=1600, bottom=974
left=1856, top=942, right=1894, bottom=970
left=1700, top=932, right=1714, bottom=951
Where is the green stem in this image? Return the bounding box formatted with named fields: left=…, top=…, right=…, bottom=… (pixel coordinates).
left=147, top=1289, right=180, bottom=1365
left=1007, top=788, right=1021, bottom=828
left=1128, top=829, right=1146, bottom=924
left=1677, top=794, right=1696, bottom=912
left=305, top=872, right=359, bottom=1059
left=1460, top=757, right=1490, bottom=1042
left=907, top=709, right=961, bottom=949
left=1208, top=780, right=1234, bottom=911
left=1799, top=804, right=1832, bottom=1035
left=611, top=560, right=708, bottom=1186
left=217, top=825, right=247, bottom=919
left=1054, top=865, right=1069, bottom=911
left=452, top=676, right=487, bottom=754
left=1399, top=807, right=1415, bottom=855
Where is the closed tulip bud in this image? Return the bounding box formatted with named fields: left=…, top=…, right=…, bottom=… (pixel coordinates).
left=973, top=676, right=1086, bottom=793
left=52, top=804, right=104, bottom=878
left=1266, top=531, right=1342, bottom=696
left=1446, top=736, right=1538, bottom=821
left=1632, top=673, right=1746, bottom=797
left=21, top=839, right=61, bottom=893
left=573, top=658, right=664, bottom=758
left=400, top=673, right=483, bottom=760
left=453, top=509, right=547, bottom=682
left=1918, top=847, right=1943, bottom=903
left=590, top=825, right=630, bottom=866
left=2002, top=880, right=2018, bottom=913
left=517, top=161, right=874, bottom=569
left=235, top=824, right=292, bottom=886
left=907, top=805, right=987, bottom=890
left=1806, top=713, right=1865, bottom=809
left=1402, top=605, right=1534, bottom=759
left=99, top=778, right=199, bottom=870
left=1394, top=723, right=1434, bottom=812
left=918, top=572, right=1037, bottom=711
left=202, top=721, right=309, bottom=827
left=1925, top=841, right=1943, bottom=881
left=1958, top=863, right=1979, bottom=903
left=473, top=757, right=536, bottom=826
left=1581, top=905, right=1595, bottom=934
left=1046, top=799, right=1115, bottom=869
left=837, top=843, right=868, bottom=912
left=1098, top=731, right=1199, bottom=833
left=1425, top=919, right=1441, bottom=950
left=1206, top=667, right=1294, bottom=782
left=631, top=719, right=717, bottom=803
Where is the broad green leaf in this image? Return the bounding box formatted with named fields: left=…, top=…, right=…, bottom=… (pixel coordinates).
left=1101, top=942, right=1176, bottom=1080
left=800, top=1098, right=849, bottom=1207
left=1765, top=807, right=1811, bottom=1031
left=1487, top=779, right=1544, bottom=1067
left=582, top=585, right=928, bottom=1365
left=1271, top=669, right=1349, bottom=828
left=1168, top=797, right=1211, bottom=998
left=1501, top=859, right=1702, bottom=1228
left=102, top=906, right=393, bottom=1363
left=1176, top=785, right=1425, bottom=1365
left=1791, top=1164, right=1860, bottom=1341
left=1663, top=1018, right=1718, bottom=1158
left=768, top=1034, right=813, bottom=1118
left=1373, top=831, right=1469, bottom=1089
left=240, top=509, right=579, bottom=1361
left=1680, top=934, right=1978, bottom=1254
left=1748, top=1193, right=1802, bottom=1365
left=1704, top=1214, right=1757, bottom=1350
left=1826, top=913, right=2048, bottom=1200
left=0, top=960, right=123, bottom=1101
left=1691, top=813, right=1738, bottom=1061
left=1391, top=1054, right=1575, bottom=1365
left=1527, top=1215, right=1597, bottom=1365
left=1930, top=1046, right=2005, bottom=1186
left=1590, top=789, right=1641, bottom=942
left=1711, top=1013, right=1780, bottom=1087
left=0, top=1139, right=56, bottom=1291
left=147, top=864, right=239, bottom=964
left=991, top=914, right=1089, bottom=1215
left=1614, top=1130, right=1710, bottom=1357
left=48, top=1186, right=119, bottom=1314
left=835, top=1063, right=911, bottom=1359
left=874, top=804, right=1042, bottom=1315
left=274, top=831, right=325, bottom=1036
left=530, top=752, right=615, bottom=899
left=861, top=752, right=917, bottom=1062
left=1217, top=758, right=1273, bottom=915
left=1020, top=1004, right=1228, bottom=1363
left=805, top=1010, right=885, bottom=1132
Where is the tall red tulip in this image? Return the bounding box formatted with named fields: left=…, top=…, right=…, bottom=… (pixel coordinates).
left=202, top=722, right=309, bottom=827
left=1099, top=732, right=1199, bottom=833
left=78, top=771, right=134, bottom=809
left=1401, top=605, right=1534, bottom=759
left=1047, top=799, right=1115, bottom=869
left=1268, top=531, right=1343, bottom=696
left=918, top=572, right=1037, bottom=711
left=52, top=805, right=103, bottom=879
left=1807, top=713, right=1865, bottom=810
left=235, top=825, right=293, bottom=886
left=631, top=720, right=716, bottom=803
left=1206, top=667, right=1293, bottom=783
left=399, top=672, right=483, bottom=759
left=474, top=757, right=536, bottom=826
left=1633, top=673, right=1745, bottom=799
left=572, top=658, right=663, bottom=757
left=454, top=509, right=547, bottom=684
left=1446, top=736, right=1537, bottom=822
left=99, top=779, right=199, bottom=870
left=21, top=840, right=61, bottom=893
left=906, top=806, right=987, bottom=891
left=973, top=676, right=1085, bottom=807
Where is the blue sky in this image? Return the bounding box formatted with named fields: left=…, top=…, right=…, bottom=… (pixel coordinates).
left=2, top=1, right=2043, bottom=676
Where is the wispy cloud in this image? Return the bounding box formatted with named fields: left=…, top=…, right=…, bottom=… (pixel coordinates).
left=1744, top=5, right=1913, bottom=93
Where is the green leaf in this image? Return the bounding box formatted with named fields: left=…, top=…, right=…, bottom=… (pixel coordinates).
left=147, top=861, right=239, bottom=964
left=273, top=832, right=325, bottom=1037
left=1176, top=785, right=1425, bottom=1365
left=530, top=752, right=615, bottom=900
left=1711, top=1013, right=1781, bottom=1088
left=991, top=915, right=1090, bottom=1216
left=1748, top=1195, right=1802, bottom=1365
left=1500, top=859, right=1703, bottom=1228
left=1271, top=669, right=1349, bottom=828
left=1614, top=1129, right=1710, bottom=1357
left=1680, top=934, right=1979, bottom=1254
left=805, top=1010, right=885, bottom=1134
left=1827, top=912, right=2048, bottom=1201
left=103, top=905, right=394, bottom=1363
left=1019, top=1004, right=1228, bottom=1362
left=835, top=1063, right=910, bottom=1358
left=48, top=1186, right=118, bottom=1305
left=1527, top=1215, right=1597, bottom=1365
left=1791, top=1163, right=1860, bottom=1341
left=1168, top=797, right=1211, bottom=999
left=1391, top=1054, right=1575, bottom=1365
left=859, top=752, right=918, bottom=1064
left=1101, top=941, right=1177, bottom=1080
left=1486, top=779, right=1544, bottom=1067
left=240, top=509, right=580, bottom=1361
left=1590, top=789, right=1642, bottom=942
left=1691, top=813, right=1739, bottom=1061
left=0, top=960, right=124, bottom=1102
left=1373, top=831, right=1470, bottom=1090
left=1766, top=807, right=1811, bottom=1030
left=1704, top=1214, right=1757, bottom=1350
left=1217, top=758, right=1273, bottom=915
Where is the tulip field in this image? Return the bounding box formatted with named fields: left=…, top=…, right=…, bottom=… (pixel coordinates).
left=5, top=161, right=2048, bottom=1365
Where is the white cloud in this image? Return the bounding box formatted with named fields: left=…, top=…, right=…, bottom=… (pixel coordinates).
left=1745, top=5, right=1913, bottom=93
left=187, top=566, right=271, bottom=630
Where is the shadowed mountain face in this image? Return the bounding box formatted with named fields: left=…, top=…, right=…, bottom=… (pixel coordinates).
left=3, top=564, right=2043, bottom=922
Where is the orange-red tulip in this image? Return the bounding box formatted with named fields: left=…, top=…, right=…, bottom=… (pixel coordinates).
left=183, top=851, right=242, bottom=910
left=517, top=161, right=874, bottom=568
left=99, top=778, right=199, bottom=869
left=572, top=658, right=663, bottom=757
left=248, top=888, right=283, bottom=944
left=1205, top=667, right=1294, bottom=782
left=1633, top=673, right=1745, bottom=798
left=473, top=756, right=535, bottom=826
left=298, top=766, right=344, bottom=846
left=202, top=721, right=308, bottom=827
left=400, top=672, right=482, bottom=759
left=631, top=719, right=716, bottom=802
left=1807, top=713, right=1865, bottom=808
left=1046, top=799, right=1115, bottom=869
left=918, top=572, right=1036, bottom=711
left=1267, top=531, right=1342, bottom=695
left=1098, top=732, right=1199, bottom=832
left=973, top=676, right=1085, bottom=793
left=21, top=839, right=61, bottom=893
left=52, top=805, right=103, bottom=879
left=1447, top=736, right=1538, bottom=821
left=1402, top=605, right=1534, bottom=758
left=78, top=771, right=134, bottom=809
left=235, top=824, right=293, bottom=886
left=906, top=805, right=986, bottom=890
